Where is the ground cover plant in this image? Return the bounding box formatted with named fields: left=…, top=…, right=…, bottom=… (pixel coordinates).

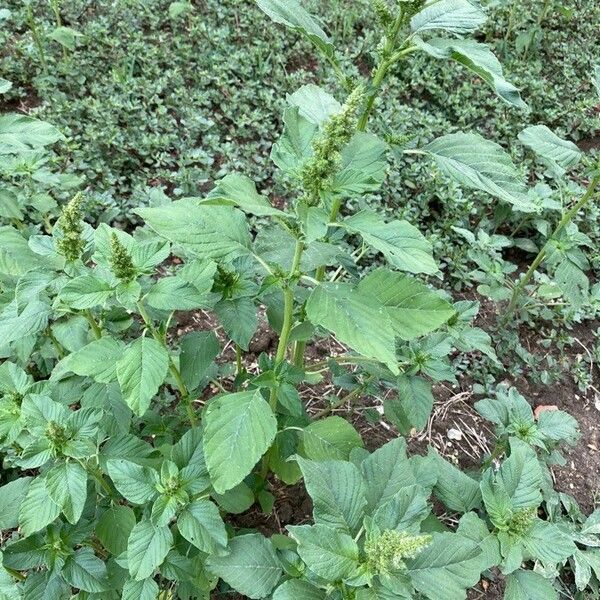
left=0, top=0, right=599, bottom=599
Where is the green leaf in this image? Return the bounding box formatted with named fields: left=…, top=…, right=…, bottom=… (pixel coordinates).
left=122, top=577, right=159, bottom=600
left=107, top=459, right=159, bottom=504
left=296, top=456, right=366, bottom=534
left=537, top=409, right=579, bottom=445
left=0, top=78, right=12, bottom=94
left=127, top=519, right=173, bottom=581
left=116, top=336, right=169, bottom=416
left=0, top=300, right=51, bottom=345
left=360, top=438, right=418, bottom=511
left=496, top=441, right=543, bottom=510
left=48, top=26, right=82, bottom=50
left=206, top=533, right=282, bottom=599
left=59, top=276, right=113, bottom=309
left=146, top=275, right=211, bottom=310
left=306, top=282, right=399, bottom=374
left=271, top=106, right=316, bottom=174
left=521, top=520, right=577, bottom=566
left=422, top=133, right=533, bottom=212
left=287, top=524, right=360, bottom=581
left=51, top=336, right=125, bottom=383
left=372, top=484, right=431, bottom=534
left=202, top=173, right=285, bottom=216
left=178, top=499, right=228, bottom=553
left=256, top=0, right=334, bottom=57
left=273, top=579, right=326, bottom=600
left=504, top=569, right=558, bottom=600
left=215, top=296, right=258, bottom=350
left=344, top=211, right=437, bottom=275
left=411, top=0, right=486, bottom=34
left=203, top=390, right=277, bottom=493
left=416, top=38, right=526, bottom=109
left=358, top=268, right=454, bottom=340
left=430, top=449, right=481, bottom=513
left=136, top=201, right=250, bottom=261
left=0, top=114, right=62, bottom=154
left=388, top=375, right=434, bottom=431
left=45, top=461, right=87, bottom=524
left=18, top=477, right=60, bottom=536
left=0, top=477, right=31, bottom=529
left=288, top=84, right=341, bottom=125
left=518, top=125, right=582, bottom=175
left=96, top=505, right=136, bottom=555
left=405, top=532, right=482, bottom=600
left=179, top=331, right=220, bottom=390
left=301, top=416, right=363, bottom=461
left=456, top=512, right=501, bottom=571
left=61, top=548, right=109, bottom=593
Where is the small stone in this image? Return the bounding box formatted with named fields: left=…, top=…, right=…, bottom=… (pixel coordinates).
left=447, top=428, right=462, bottom=441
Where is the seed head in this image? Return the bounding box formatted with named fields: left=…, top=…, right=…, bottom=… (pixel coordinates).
left=365, top=530, right=432, bottom=574
left=109, top=233, right=136, bottom=283
left=56, top=194, right=85, bottom=262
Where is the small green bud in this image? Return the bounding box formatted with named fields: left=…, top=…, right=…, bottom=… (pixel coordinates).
left=56, top=194, right=85, bottom=263
left=45, top=420, right=69, bottom=455
left=109, top=233, right=136, bottom=283
left=508, top=507, right=537, bottom=536
left=365, top=530, right=432, bottom=574
left=300, top=85, right=365, bottom=207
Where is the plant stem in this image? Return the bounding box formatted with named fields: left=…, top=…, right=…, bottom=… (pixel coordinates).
left=312, top=375, right=374, bottom=420
left=26, top=4, right=48, bottom=73
left=136, top=300, right=197, bottom=426
left=235, top=344, right=243, bottom=377
left=503, top=170, right=600, bottom=320
left=84, top=310, right=102, bottom=339
left=46, top=327, right=66, bottom=358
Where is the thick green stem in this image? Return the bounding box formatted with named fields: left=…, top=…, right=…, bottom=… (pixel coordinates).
left=84, top=310, right=102, bottom=339
left=503, top=171, right=600, bottom=320
left=137, top=301, right=197, bottom=426
left=26, top=5, right=48, bottom=73
left=312, top=376, right=374, bottom=420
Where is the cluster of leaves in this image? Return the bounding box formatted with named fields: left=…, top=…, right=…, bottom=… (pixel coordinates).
left=0, top=0, right=599, bottom=599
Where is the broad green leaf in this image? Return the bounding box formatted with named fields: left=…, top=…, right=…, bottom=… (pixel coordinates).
left=287, top=524, right=360, bottom=581
left=48, top=26, right=82, bottom=50
left=497, top=441, right=542, bottom=510
left=51, top=336, right=125, bottom=383
left=0, top=477, right=31, bottom=529
left=271, top=106, right=316, bottom=173
left=0, top=300, right=51, bottom=345
left=215, top=296, right=258, bottom=350
left=358, top=268, right=454, bottom=340
left=146, top=275, right=211, bottom=310
left=178, top=499, right=228, bottom=553
left=127, top=520, right=173, bottom=580
left=360, top=438, right=419, bottom=511
left=0, top=114, right=62, bottom=154
left=306, top=282, right=399, bottom=374
left=206, top=533, right=282, bottom=599
left=372, top=484, right=431, bottom=534
left=0, top=227, right=51, bottom=276
left=456, top=512, right=501, bottom=571
left=116, top=336, right=169, bottom=416
left=504, top=569, right=558, bottom=600
left=273, top=579, right=326, bottom=600
left=256, top=0, right=334, bottom=57
left=122, top=577, right=159, bottom=600
left=179, top=331, right=220, bottom=390
left=331, top=133, right=388, bottom=196
left=202, top=172, right=285, bottom=216
left=18, top=477, right=60, bottom=536
left=518, top=125, right=582, bottom=175
left=386, top=375, right=434, bottom=431
left=288, top=84, right=341, bottom=125
left=344, top=211, right=437, bottom=275
left=430, top=449, right=481, bottom=513
left=405, top=532, right=481, bottom=600
left=45, top=461, right=87, bottom=524
left=61, top=548, right=109, bottom=593
left=421, top=133, right=533, bottom=211
left=411, top=0, right=486, bottom=34
left=296, top=456, right=367, bottom=534
left=0, top=78, right=12, bottom=94
left=416, top=37, right=526, bottom=109
left=521, top=520, right=577, bottom=566
left=301, top=416, right=363, bottom=461
left=59, top=276, right=113, bottom=309
left=107, top=459, right=159, bottom=504
left=203, top=390, right=277, bottom=493
left=537, top=409, right=579, bottom=445
left=96, top=505, right=136, bottom=555
left=136, top=201, right=250, bottom=262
